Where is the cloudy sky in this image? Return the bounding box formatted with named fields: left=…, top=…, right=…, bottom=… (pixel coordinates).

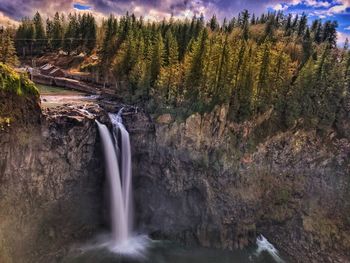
left=0, top=0, right=349, bottom=43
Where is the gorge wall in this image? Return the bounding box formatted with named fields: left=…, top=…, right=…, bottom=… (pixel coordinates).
left=125, top=105, right=350, bottom=263
left=1, top=86, right=349, bottom=263
left=0, top=91, right=104, bottom=263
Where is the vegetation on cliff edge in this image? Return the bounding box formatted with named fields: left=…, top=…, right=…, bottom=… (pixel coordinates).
left=0, top=63, right=38, bottom=96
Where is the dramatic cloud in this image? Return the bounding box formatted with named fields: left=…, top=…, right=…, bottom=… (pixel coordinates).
left=0, top=0, right=296, bottom=21
left=0, top=0, right=349, bottom=38
left=0, top=11, right=19, bottom=26
left=0, top=0, right=73, bottom=20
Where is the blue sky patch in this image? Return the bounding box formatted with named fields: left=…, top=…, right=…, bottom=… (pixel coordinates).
left=73, top=3, right=92, bottom=10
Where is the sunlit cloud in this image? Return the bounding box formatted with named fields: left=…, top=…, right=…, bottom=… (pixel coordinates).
left=337, top=31, right=350, bottom=45
left=0, top=0, right=348, bottom=36
left=273, top=3, right=290, bottom=10
left=0, top=11, right=19, bottom=27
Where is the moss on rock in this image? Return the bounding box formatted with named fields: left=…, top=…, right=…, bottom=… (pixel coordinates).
left=0, top=63, right=41, bottom=128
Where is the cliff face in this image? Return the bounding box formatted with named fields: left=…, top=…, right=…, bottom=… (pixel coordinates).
left=126, top=105, right=350, bottom=263
left=0, top=89, right=104, bottom=263
left=1, top=85, right=349, bottom=263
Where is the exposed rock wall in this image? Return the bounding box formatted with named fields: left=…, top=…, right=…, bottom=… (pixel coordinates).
left=0, top=94, right=104, bottom=263
left=124, top=105, right=350, bottom=263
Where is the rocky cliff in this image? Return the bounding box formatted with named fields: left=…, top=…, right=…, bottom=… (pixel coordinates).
left=122, top=105, right=350, bottom=263
left=0, top=86, right=105, bottom=262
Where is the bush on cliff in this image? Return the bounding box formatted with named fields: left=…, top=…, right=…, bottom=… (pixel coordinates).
left=0, top=62, right=38, bottom=96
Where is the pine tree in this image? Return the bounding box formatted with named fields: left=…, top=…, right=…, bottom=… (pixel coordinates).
left=322, top=21, right=338, bottom=47
left=52, top=12, right=63, bottom=50
left=284, top=14, right=292, bottom=36
left=150, top=31, right=164, bottom=87
left=164, top=30, right=179, bottom=66
left=265, top=15, right=276, bottom=38
left=46, top=18, right=53, bottom=50
left=185, top=29, right=208, bottom=107
left=33, top=12, right=46, bottom=54
left=251, top=14, right=256, bottom=25
left=241, top=10, right=250, bottom=40
left=236, top=46, right=254, bottom=121
left=297, top=13, right=307, bottom=37
left=63, top=13, right=79, bottom=54
left=222, top=18, right=228, bottom=32
left=195, top=14, right=205, bottom=37
left=156, top=30, right=180, bottom=105
left=311, top=19, right=322, bottom=43
left=209, top=15, right=219, bottom=32
left=302, top=28, right=313, bottom=63
left=213, top=35, right=231, bottom=104
left=227, top=17, right=236, bottom=33
left=0, top=27, right=18, bottom=66
left=15, top=17, right=35, bottom=56
left=99, top=15, right=118, bottom=75
left=82, top=14, right=97, bottom=54
left=256, top=41, right=271, bottom=113
left=292, top=14, right=299, bottom=31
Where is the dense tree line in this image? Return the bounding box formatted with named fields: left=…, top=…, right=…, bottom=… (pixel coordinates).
left=15, top=11, right=96, bottom=56
left=95, top=11, right=346, bottom=130
left=12, top=10, right=350, bottom=130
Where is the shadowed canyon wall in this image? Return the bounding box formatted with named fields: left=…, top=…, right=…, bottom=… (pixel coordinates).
left=126, top=106, right=350, bottom=263
left=0, top=92, right=104, bottom=263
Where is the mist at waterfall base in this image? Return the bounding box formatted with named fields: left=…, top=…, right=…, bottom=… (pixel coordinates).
left=65, top=234, right=287, bottom=263
left=66, top=111, right=288, bottom=263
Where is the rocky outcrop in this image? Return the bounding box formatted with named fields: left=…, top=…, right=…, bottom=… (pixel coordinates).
left=123, top=105, right=350, bottom=263
left=0, top=95, right=105, bottom=262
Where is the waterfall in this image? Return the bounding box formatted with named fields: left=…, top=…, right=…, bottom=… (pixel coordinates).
left=109, top=110, right=133, bottom=235
left=95, top=109, right=133, bottom=246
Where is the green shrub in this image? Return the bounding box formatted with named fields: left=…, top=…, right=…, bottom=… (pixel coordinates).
left=0, top=63, right=39, bottom=96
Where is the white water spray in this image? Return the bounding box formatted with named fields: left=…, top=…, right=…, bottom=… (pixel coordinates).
left=256, top=235, right=284, bottom=263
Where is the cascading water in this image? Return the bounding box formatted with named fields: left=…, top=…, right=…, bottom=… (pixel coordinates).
left=256, top=235, right=284, bottom=263
left=95, top=120, right=128, bottom=244
left=109, top=110, right=133, bottom=236
left=96, top=109, right=149, bottom=257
